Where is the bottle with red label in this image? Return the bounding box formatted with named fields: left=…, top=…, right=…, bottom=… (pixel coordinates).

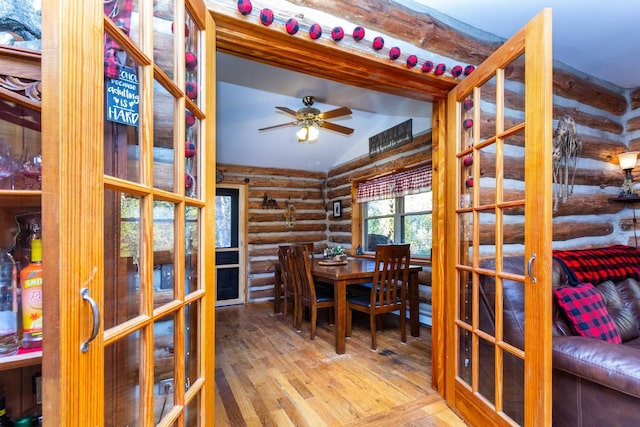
left=20, top=239, right=42, bottom=349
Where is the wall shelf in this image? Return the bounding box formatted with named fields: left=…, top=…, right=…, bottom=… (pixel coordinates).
left=0, top=350, right=42, bottom=372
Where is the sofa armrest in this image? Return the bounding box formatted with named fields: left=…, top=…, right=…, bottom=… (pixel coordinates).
left=553, top=336, right=640, bottom=398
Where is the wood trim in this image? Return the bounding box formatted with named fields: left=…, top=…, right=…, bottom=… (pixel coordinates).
left=431, top=98, right=446, bottom=395
left=210, top=6, right=456, bottom=103
left=41, top=0, right=105, bottom=425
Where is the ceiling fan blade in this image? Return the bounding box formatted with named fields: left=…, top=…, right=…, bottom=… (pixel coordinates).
left=275, top=106, right=300, bottom=117
left=258, top=121, right=299, bottom=131
left=318, top=121, right=354, bottom=135
left=318, top=106, right=352, bottom=120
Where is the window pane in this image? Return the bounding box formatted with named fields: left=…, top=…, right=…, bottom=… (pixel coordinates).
left=104, top=330, right=141, bottom=426
left=216, top=195, right=233, bottom=248
left=153, top=200, right=175, bottom=307
left=104, top=191, right=141, bottom=330
left=154, top=313, right=175, bottom=425
left=403, top=214, right=432, bottom=256
left=185, top=205, right=199, bottom=295
left=153, top=80, right=175, bottom=192
left=365, top=217, right=394, bottom=251
left=103, top=59, right=142, bottom=183
left=366, top=199, right=395, bottom=216
left=405, top=192, right=432, bottom=213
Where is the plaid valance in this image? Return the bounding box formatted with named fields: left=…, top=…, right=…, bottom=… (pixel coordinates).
left=356, top=165, right=432, bottom=203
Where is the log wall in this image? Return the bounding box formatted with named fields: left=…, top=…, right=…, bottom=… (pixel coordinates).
left=214, top=0, right=640, bottom=305
left=216, top=130, right=433, bottom=303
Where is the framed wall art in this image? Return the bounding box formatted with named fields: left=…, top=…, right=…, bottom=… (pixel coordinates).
left=333, top=200, right=342, bottom=218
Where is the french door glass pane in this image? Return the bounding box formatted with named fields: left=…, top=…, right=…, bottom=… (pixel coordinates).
left=103, top=58, right=143, bottom=183
left=186, top=396, right=201, bottom=426
left=154, top=313, right=176, bottom=425
left=103, top=190, right=141, bottom=330
left=185, top=205, right=199, bottom=294
left=153, top=80, right=175, bottom=192
left=185, top=301, right=200, bottom=390
left=153, top=0, right=175, bottom=81
left=185, top=10, right=200, bottom=108
left=104, top=331, right=141, bottom=427
left=153, top=200, right=175, bottom=306
left=184, top=110, right=199, bottom=197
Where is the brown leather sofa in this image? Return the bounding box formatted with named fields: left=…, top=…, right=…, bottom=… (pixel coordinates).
left=477, top=254, right=640, bottom=426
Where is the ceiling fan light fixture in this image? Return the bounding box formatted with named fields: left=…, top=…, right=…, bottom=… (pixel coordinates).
left=296, top=126, right=308, bottom=142
left=296, top=123, right=319, bottom=143
left=307, top=124, right=319, bottom=142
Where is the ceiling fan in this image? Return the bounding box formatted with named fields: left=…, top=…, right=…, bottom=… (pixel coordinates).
left=258, top=95, right=354, bottom=143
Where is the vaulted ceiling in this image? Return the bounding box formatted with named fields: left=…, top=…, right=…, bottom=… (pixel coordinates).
left=213, top=0, right=639, bottom=172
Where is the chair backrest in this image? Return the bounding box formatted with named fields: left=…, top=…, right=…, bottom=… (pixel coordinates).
left=301, top=242, right=315, bottom=259
left=278, top=245, right=297, bottom=296
left=292, top=244, right=316, bottom=304
left=370, top=244, right=411, bottom=307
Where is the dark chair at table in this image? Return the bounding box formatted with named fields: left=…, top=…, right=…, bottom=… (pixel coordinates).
left=292, top=244, right=334, bottom=339
left=278, top=245, right=300, bottom=329
left=346, top=243, right=410, bottom=350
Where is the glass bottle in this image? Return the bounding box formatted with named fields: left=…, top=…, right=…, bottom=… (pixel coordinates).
left=0, top=396, right=14, bottom=427
left=0, top=250, right=18, bottom=357
left=20, top=239, right=42, bottom=349
left=11, top=212, right=41, bottom=273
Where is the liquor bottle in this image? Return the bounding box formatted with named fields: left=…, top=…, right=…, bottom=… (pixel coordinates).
left=20, top=239, right=42, bottom=349
left=0, top=396, right=14, bottom=427
left=0, top=250, right=18, bottom=357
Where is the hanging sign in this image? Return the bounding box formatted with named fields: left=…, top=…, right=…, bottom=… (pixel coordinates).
left=106, top=66, right=140, bottom=127
left=369, top=118, right=412, bottom=156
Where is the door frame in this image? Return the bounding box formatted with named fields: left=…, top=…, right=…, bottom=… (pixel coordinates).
left=208, top=4, right=553, bottom=424
left=215, top=183, right=248, bottom=306
left=209, top=4, right=456, bottom=395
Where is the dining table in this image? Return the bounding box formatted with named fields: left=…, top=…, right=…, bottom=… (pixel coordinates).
left=274, top=257, right=422, bottom=354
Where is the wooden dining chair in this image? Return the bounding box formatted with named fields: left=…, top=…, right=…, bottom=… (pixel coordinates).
left=278, top=245, right=300, bottom=329
left=346, top=243, right=411, bottom=350
left=292, top=244, right=334, bottom=339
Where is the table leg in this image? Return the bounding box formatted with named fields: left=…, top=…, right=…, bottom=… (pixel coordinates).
left=409, top=270, right=420, bottom=337
left=274, top=268, right=282, bottom=314
left=334, top=280, right=347, bottom=354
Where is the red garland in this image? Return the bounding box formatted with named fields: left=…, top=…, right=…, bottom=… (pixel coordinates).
left=233, top=3, right=476, bottom=79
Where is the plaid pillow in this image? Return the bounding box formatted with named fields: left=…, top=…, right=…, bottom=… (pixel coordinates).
left=554, top=283, right=622, bottom=344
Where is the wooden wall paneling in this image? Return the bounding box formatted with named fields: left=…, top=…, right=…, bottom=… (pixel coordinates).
left=631, top=88, right=640, bottom=110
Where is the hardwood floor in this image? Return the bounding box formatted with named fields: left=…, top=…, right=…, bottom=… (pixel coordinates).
left=214, top=302, right=466, bottom=426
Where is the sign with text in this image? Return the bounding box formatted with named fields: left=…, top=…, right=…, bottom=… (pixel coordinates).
left=369, top=119, right=412, bottom=156
left=106, top=66, right=140, bottom=127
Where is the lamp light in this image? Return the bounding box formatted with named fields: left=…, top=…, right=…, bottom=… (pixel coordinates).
left=617, top=151, right=639, bottom=197
left=296, top=121, right=319, bottom=143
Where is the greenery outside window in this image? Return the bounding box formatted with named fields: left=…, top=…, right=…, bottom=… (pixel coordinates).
left=362, top=191, right=432, bottom=257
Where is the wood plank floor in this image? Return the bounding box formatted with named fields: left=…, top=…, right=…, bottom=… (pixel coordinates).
left=214, top=302, right=466, bottom=426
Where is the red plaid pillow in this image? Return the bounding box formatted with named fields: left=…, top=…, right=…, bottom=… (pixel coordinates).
left=554, top=283, right=622, bottom=344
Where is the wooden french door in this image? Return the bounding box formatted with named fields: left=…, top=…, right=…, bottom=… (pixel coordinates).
left=42, top=0, right=216, bottom=425
left=444, top=9, right=554, bottom=426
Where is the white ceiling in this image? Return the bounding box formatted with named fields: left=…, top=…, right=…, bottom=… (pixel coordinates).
left=216, top=1, right=640, bottom=172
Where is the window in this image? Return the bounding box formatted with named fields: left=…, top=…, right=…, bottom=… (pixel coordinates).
left=362, top=191, right=432, bottom=257
left=356, top=165, right=432, bottom=258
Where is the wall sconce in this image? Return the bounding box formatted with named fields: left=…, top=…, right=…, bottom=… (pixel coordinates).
left=617, top=151, right=639, bottom=198
left=284, top=200, right=296, bottom=229
left=296, top=122, right=319, bottom=143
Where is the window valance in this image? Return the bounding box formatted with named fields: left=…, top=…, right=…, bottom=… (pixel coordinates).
left=356, top=165, right=432, bottom=203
